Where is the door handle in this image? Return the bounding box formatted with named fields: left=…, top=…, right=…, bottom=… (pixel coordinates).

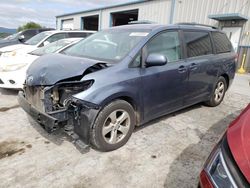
left=190, top=63, right=198, bottom=70
left=178, top=65, right=187, bottom=73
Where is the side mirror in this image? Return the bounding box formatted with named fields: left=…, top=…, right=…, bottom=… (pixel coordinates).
left=18, top=35, right=25, bottom=42
left=145, top=53, right=167, bottom=67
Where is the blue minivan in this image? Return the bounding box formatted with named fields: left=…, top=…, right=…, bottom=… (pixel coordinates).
left=19, top=23, right=237, bottom=151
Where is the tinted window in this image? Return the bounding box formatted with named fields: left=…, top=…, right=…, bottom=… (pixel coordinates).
left=212, top=32, right=232, bottom=54
left=183, top=31, right=213, bottom=58
left=68, top=32, right=92, bottom=38
left=22, top=30, right=37, bottom=40
left=146, top=31, right=181, bottom=62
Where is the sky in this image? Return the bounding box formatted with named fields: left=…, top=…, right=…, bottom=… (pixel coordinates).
left=0, top=0, right=137, bottom=29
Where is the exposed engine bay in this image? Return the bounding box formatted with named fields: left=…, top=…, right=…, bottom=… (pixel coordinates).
left=19, top=60, right=109, bottom=152
left=24, top=63, right=108, bottom=113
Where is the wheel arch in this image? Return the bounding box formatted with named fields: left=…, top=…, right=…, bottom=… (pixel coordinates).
left=220, top=73, right=229, bottom=90
left=100, top=93, right=142, bottom=126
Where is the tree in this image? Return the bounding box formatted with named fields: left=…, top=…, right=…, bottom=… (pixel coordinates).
left=17, top=22, right=43, bottom=32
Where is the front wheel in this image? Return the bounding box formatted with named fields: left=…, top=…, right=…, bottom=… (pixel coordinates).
left=90, top=100, right=135, bottom=152
left=205, top=76, right=227, bottom=107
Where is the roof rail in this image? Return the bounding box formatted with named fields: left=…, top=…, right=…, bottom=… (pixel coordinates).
left=176, top=22, right=218, bottom=29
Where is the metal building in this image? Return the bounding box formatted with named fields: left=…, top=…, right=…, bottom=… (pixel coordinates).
left=56, top=0, right=250, bottom=72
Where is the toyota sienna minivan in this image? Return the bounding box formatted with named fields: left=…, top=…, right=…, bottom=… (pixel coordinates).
left=18, top=23, right=237, bottom=152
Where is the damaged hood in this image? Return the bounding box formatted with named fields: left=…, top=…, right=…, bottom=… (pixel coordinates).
left=26, top=53, right=101, bottom=86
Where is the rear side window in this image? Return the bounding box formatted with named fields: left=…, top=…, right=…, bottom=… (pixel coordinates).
left=183, top=31, right=213, bottom=58
left=212, top=32, right=232, bottom=54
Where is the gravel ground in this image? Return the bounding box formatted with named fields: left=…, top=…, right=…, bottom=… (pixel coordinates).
left=0, top=74, right=249, bottom=188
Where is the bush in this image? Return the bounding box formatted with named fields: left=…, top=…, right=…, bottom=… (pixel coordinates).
left=17, top=22, right=43, bottom=32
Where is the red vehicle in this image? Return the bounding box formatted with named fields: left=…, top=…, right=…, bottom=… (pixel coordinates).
left=200, top=104, right=250, bottom=188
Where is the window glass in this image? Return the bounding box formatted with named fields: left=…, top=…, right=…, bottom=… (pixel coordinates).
left=212, top=32, right=233, bottom=54
left=183, top=31, right=213, bottom=58
left=130, top=53, right=141, bottom=68
left=62, top=29, right=149, bottom=62
left=145, top=31, right=181, bottom=62
left=25, top=32, right=52, bottom=45
left=45, top=33, right=66, bottom=43
left=30, top=39, right=74, bottom=56
left=68, top=32, right=91, bottom=38
left=4, top=31, right=22, bottom=40
left=23, top=30, right=37, bottom=39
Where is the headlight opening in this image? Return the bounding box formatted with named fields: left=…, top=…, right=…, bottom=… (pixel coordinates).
left=206, top=149, right=237, bottom=188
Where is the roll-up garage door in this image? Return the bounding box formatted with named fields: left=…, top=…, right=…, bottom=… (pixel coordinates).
left=62, top=19, right=74, bottom=30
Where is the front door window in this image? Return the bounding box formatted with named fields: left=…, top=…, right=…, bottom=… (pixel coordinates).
left=145, top=31, right=181, bottom=63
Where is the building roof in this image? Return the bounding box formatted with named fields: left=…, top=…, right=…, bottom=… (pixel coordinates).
left=56, top=0, right=148, bottom=18
left=208, top=13, right=249, bottom=21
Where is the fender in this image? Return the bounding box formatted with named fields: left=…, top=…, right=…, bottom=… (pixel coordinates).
left=73, top=79, right=144, bottom=124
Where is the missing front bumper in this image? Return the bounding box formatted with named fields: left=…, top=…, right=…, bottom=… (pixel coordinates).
left=18, top=91, right=60, bottom=132
left=18, top=91, right=100, bottom=152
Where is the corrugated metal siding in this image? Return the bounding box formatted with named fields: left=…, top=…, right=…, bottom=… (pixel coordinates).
left=174, top=0, right=250, bottom=24
left=173, top=0, right=250, bottom=45
left=57, top=0, right=171, bottom=30
left=138, top=0, right=171, bottom=25
left=57, top=10, right=100, bottom=30
left=101, top=0, right=171, bottom=29
left=56, top=0, right=250, bottom=46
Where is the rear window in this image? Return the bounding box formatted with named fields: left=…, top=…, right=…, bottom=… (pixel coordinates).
left=212, top=32, right=232, bottom=54
left=183, top=31, right=213, bottom=58
left=22, top=30, right=37, bottom=40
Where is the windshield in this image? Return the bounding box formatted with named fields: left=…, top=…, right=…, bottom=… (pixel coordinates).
left=4, top=32, right=21, bottom=40
left=25, top=32, right=51, bottom=45
left=30, top=39, right=75, bottom=56
left=62, top=29, right=150, bottom=62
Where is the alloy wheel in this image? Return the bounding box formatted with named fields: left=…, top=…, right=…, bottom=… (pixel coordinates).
left=102, top=109, right=131, bottom=144
left=214, top=81, right=225, bottom=103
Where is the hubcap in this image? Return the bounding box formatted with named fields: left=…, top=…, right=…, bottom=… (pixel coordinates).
left=214, top=81, right=225, bottom=103
left=102, top=109, right=131, bottom=144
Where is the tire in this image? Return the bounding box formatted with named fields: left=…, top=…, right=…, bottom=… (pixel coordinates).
left=205, top=76, right=227, bottom=107
left=90, top=100, right=136, bottom=152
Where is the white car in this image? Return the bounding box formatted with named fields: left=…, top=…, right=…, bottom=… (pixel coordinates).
left=0, top=30, right=95, bottom=58
left=0, top=38, right=82, bottom=89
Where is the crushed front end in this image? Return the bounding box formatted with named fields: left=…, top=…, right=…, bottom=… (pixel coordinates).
left=18, top=80, right=100, bottom=152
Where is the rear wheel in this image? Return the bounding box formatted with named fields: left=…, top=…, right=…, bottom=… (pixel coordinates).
left=205, top=76, right=227, bottom=107
left=90, top=100, right=135, bottom=152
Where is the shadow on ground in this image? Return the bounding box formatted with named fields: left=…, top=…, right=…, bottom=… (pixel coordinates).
left=163, top=110, right=241, bottom=188
left=27, top=103, right=204, bottom=154
left=28, top=116, right=90, bottom=153
left=28, top=116, right=70, bottom=146
left=135, top=103, right=203, bottom=132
